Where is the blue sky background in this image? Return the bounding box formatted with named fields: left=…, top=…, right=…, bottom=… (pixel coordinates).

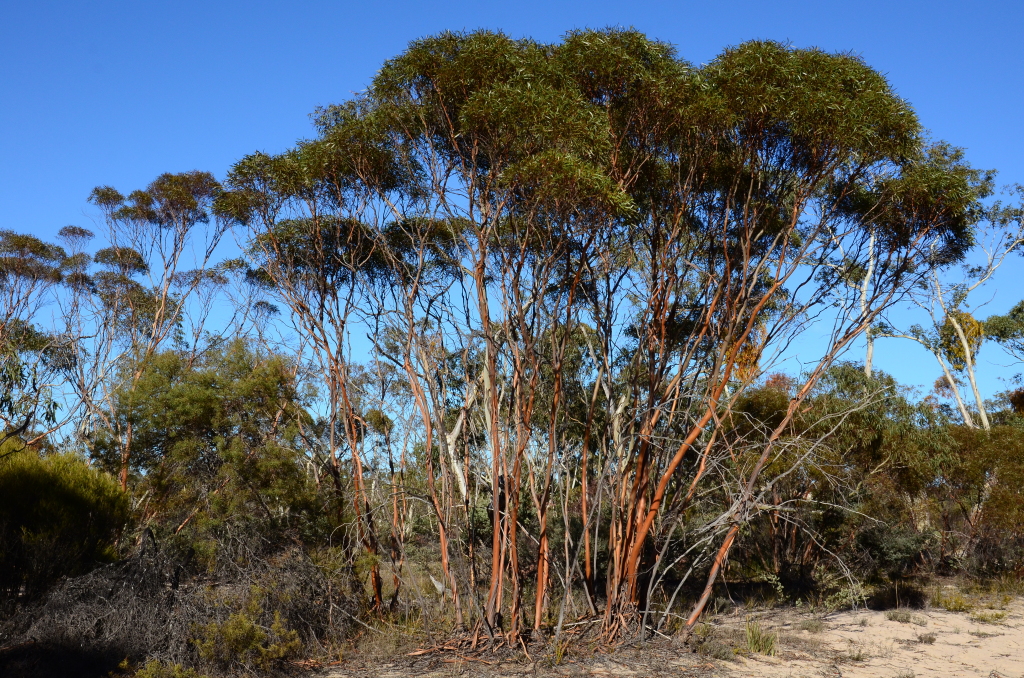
left=2, top=0, right=1022, bottom=397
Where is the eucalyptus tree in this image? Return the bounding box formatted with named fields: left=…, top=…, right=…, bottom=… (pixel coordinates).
left=361, top=31, right=635, bottom=639
left=73, top=171, right=228, bottom=489
left=986, top=299, right=1024, bottom=366
left=0, top=230, right=76, bottom=451
left=219, top=29, right=982, bottom=639
left=536, top=34, right=981, bottom=632
left=217, top=123, right=416, bottom=609
left=880, top=187, right=1023, bottom=430
left=0, top=231, right=68, bottom=339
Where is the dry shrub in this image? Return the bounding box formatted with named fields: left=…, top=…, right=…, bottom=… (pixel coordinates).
left=0, top=527, right=356, bottom=677
left=796, top=618, right=825, bottom=633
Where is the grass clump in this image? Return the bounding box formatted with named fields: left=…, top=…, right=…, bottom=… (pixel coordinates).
left=885, top=609, right=913, bottom=623
left=691, top=622, right=736, bottom=661
left=932, top=589, right=973, bottom=612
left=698, top=640, right=735, bottom=661
left=745, top=619, right=778, bottom=656
left=885, top=609, right=927, bottom=626
left=917, top=633, right=936, bottom=644
left=797, top=618, right=825, bottom=633
left=970, top=610, right=1007, bottom=624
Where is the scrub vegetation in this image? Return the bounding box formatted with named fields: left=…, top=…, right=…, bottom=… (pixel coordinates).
left=1, top=28, right=1023, bottom=678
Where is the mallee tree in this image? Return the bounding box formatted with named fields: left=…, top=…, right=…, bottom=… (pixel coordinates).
left=217, top=29, right=985, bottom=640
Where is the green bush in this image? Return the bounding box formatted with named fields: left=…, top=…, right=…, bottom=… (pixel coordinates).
left=932, top=589, right=973, bottom=612
left=884, top=609, right=927, bottom=625
left=0, top=448, right=128, bottom=602
left=194, top=596, right=301, bottom=673
left=857, top=523, right=932, bottom=581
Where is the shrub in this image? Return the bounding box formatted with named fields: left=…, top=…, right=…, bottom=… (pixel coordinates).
left=698, top=640, right=735, bottom=661
left=933, top=589, right=973, bottom=612
left=0, top=449, right=128, bottom=603
left=134, top=660, right=207, bottom=678
left=194, top=598, right=301, bottom=673
left=970, top=610, right=1006, bottom=624
left=857, top=524, right=932, bottom=581
left=797, top=618, right=825, bottom=633
left=885, top=609, right=913, bottom=623
left=884, top=609, right=927, bottom=626
left=690, top=622, right=736, bottom=661
left=1, top=530, right=354, bottom=677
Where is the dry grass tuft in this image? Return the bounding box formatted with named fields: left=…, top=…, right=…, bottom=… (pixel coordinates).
left=797, top=618, right=825, bottom=633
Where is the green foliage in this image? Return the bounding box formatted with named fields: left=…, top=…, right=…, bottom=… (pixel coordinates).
left=0, top=229, right=83, bottom=446
left=90, top=171, right=221, bottom=229
left=986, top=299, right=1024, bottom=362
left=94, top=246, right=149, bottom=275
left=931, top=425, right=1024, bottom=570
left=939, top=309, right=984, bottom=372
left=0, top=449, right=128, bottom=601
left=727, top=364, right=943, bottom=588
left=89, top=340, right=334, bottom=549
left=857, top=524, right=933, bottom=581
left=0, top=229, right=68, bottom=285
left=223, top=28, right=977, bottom=263
left=194, top=596, right=301, bottom=673
left=933, top=589, right=973, bottom=612
left=0, top=341, right=61, bottom=448
left=970, top=609, right=1007, bottom=623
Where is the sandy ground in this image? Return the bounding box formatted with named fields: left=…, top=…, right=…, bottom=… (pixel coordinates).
left=317, top=642, right=721, bottom=678
left=717, top=600, right=1024, bottom=678
left=315, top=598, right=1024, bottom=678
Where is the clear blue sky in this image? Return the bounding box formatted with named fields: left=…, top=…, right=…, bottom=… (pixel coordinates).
left=2, top=0, right=1022, bottom=396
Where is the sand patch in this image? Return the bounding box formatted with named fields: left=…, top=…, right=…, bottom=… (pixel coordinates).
left=716, top=599, right=1024, bottom=678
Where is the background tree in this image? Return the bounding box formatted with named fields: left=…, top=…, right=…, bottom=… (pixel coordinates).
left=0, top=230, right=80, bottom=452
left=76, top=172, right=228, bottom=489
left=880, top=183, right=1023, bottom=429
